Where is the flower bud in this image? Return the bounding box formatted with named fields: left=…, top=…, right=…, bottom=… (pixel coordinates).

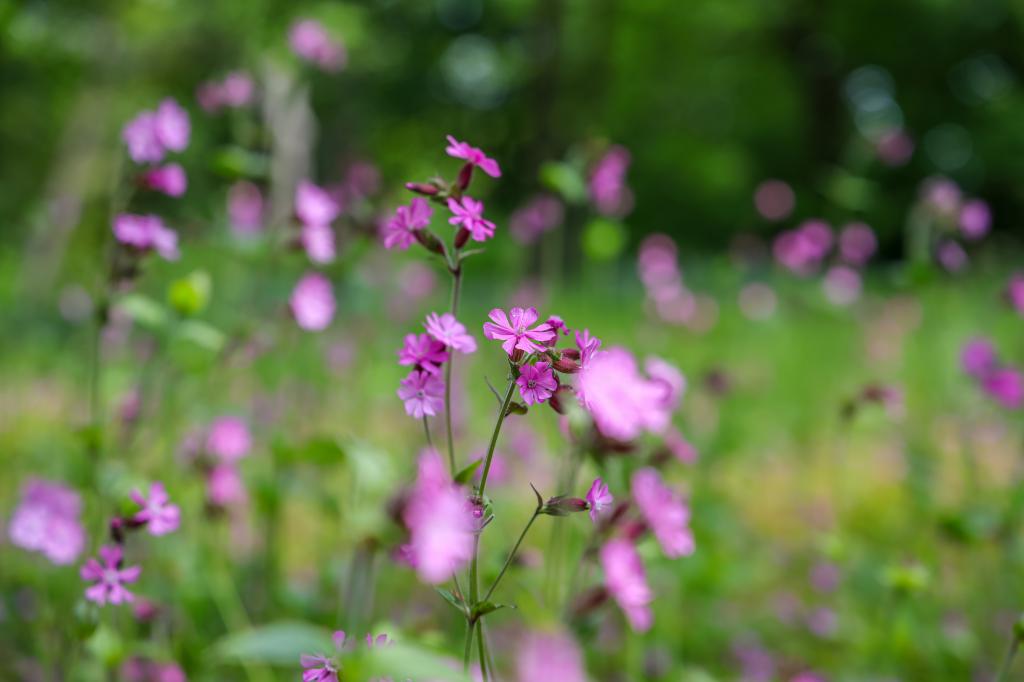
left=414, top=229, right=446, bottom=255
left=454, top=227, right=471, bottom=250
left=456, top=162, right=474, bottom=191
left=622, top=519, right=648, bottom=541
left=548, top=385, right=574, bottom=414
left=569, top=586, right=609, bottom=619
left=560, top=348, right=581, bottom=361
left=541, top=496, right=589, bottom=517
left=405, top=182, right=440, bottom=196
left=552, top=354, right=581, bottom=374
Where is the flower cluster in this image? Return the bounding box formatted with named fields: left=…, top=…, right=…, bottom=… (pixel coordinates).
left=8, top=478, right=86, bottom=565
left=196, top=71, right=255, bottom=113
left=773, top=219, right=878, bottom=306
left=916, top=176, right=992, bottom=273
left=396, top=312, right=476, bottom=418
left=301, top=630, right=399, bottom=682
left=509, top=194, right=564, bottom=245
left=636, top=233, right=718, bottom=329
left=290, top=19, right=347, bottom=72
left=589, top=144, right=633, bottom=217
left=198, top=416, right=253, bottom=508
left=961, top=337, right=1023, bottom=409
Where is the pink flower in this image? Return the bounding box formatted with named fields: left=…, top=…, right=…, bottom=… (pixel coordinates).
left=301, top=223, right=336, bottom=264
left=982, top=368, right=1024, bottom=409
left=300, top=630, right=347, bottom=682
left=959, top=199, right=991, bottom=241
left=961, top=338, right=996, bottom=378
left=937, top=240, right=967, bottom=273
left=644, top=356, right=685, bottom=410
left=206, top=416, right=251, bottom=461
left=130, top=482, right=180, bottom=536
left=289, top=19, right=347, bottom=72
left=123, top=111, right=164, bottom=163
left=398, top=333, right=449, bottom=374
left=80, top=545, right=141, bottom=605
left=447, top=197, right=495, bottom=242
left=482, top=307, right=556, bottom=356
left=665, top=427, right=698, bottom=464
left=207, top=464, right=247, bottom=507
left=516, top=362, right=557, bottom=405
left=576, top=347, right=671, bottom=441
left=402, top=449, right=474, bottom=583
left=753, top=179, right=795, bottom=222
left=509, top=194, right=563, bottom=244
left=113, top=214, right=180, bottom=261
left=425, top=312, right=477, bottom=353
left=575, top=329, right=602, bottom=368
left=546, top=315, right=569, bottom=337
left=140, top=163, right=187, bottom=197
left=290, top=272, right=336, bottom=331
left=774, top=220, right=833, bottom=275
left=516, top=630, right=587, bottom=682
left=154, top=99, right=190, bottom=153
left=631, top=468, right=695, bottom=558
left=198, top=71, right=255, bottom=112
left=838, top=222, right=876, bottom=266
left=8, top=479, right=86, bottom=565
left=600, top=538, right=653, bottom=632
left=445, top=135, right=501, bottom=178
left=822, top=265, right=862, bottom=306
left=382, top=198, right=433, bottom=250
left=228, top=181, right=264, bottom=234
left=586, top=478, right=613, bottom=523
left=397, top=370, right=445, bottom=418
left=296, top=180, right=341, bottom=228
left=589, top=145, right=633, bottom=217
left=1006, top=273, right=1024, bottom=315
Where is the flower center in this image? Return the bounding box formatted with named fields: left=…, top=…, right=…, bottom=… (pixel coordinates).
left=527, top=379, right=537, bottom=389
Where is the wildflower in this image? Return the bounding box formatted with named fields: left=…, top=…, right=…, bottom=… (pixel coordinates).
left=589, top=145, right=633, bottom=217
left=397, top=371, right=445, bottom=418
left=753, top=179, right=795, bottom=222
left=838, top=223, right=876, bottom=266
left=576, top=347, right=671, bottom=441
left=301, top=223, right=336, bottom=265
left=295, top=180, right=340, bottom=228
left=398, top=333, right=449, bottom=374
left=140, top=163, right=187, bottom=197
left=153, top=99, right=190, bottom=153
left=982, top=368, right=1024, bottom=409
left=586, top=478, right=613, bottom=523
left=112, top=214, right=180, bottom=261
left=644, top=356, right=685, bottom=410
left=447, top=197, right=495, bottom=242
left=509, top=195, right=563, bottom=244
left=822, top=265, right=862, bottom=306
left=402, top=449, right=474, bottom=583
left=516, top=630, right=587, bottom=682
left=664, top=427, right=698, bottom=464
left=80, top=545, right=141, bottom=605
left=574, top=329, right=602, bottom=368
left=631, top=468, right=695, bottom=558
left=600, top=538, right=653, bottom=632
left=122, top=111, right=164, bottom=163
left=130, top=482, right=180, bottom=536
left=197, top=71, right=254, bottom=112
left=773, top=220, right=833, bottom=275
left=8, top=479, right=86, bottom=565
left=516, top=362, right=557, bottom=405
left=382, top=198, right=433, bottom=251
left=546, top=315, right=569, bottom=337
left=937, top=240, right=967, bottom=273
left=424, top=312, right=477, bottom=353
left=300, top=630, right=347, bottom=682
left=206, top=416, right=251, bottom=461
left=289, top=19, right=347, bottom=72
left=922, top=176, right=962, bottom=216
left=482, top=307, right=556, bottom=356
left=228, top=181, right=264, bottom=235
left=207, top=464, right=247, bottom=507
left=445, top=135, right=501, bottom=178
left=961, top=338, right=996, bottom=379
left=959, top=199, right=991, bottom=240
left=290, top=272, right=336, bottom=331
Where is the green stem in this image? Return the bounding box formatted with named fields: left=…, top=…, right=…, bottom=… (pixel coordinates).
left=477, top=378, right=517, bottom=497
left=422, top=416, right=435, bottom=452
left=444, top=267, right=462, bottom=475
left=462, top=617, right=475, bottom=672
left=484, top=509, right=539, bottom=603
left=476, top=619, right=489, bottom=681
left=997, top=626, right=1021, bottom=682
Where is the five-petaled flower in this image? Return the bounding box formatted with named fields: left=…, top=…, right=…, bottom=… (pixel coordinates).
left=397, top=370, right=445, bottom=418
left=81, top=545, right=141, bottom=606
left=130, top=482, right=181, bottom=536
left=482, top=307, right=556, bottom=357
left=447, top=197, right=496, bottom=243
left=300, top=630, right=347, bottom=682
left=398, top=333, right=449, bottom=374
left=425, top=312, right=477, bottom=354
left=383, top=198, right=433, bottom=250
left=445, top=135, right=501, bottom=178
left=516, top=362, right=557, bottom=405
left=586, top=478, right=614, bottom=523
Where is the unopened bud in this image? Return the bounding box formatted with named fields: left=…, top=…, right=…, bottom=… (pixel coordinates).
left=414, top=229, right=445, bottom=255
left=622, top=519, right=648, bottom=541
left=454, top=227, right=471, bottom=250
left=569, top=586, right=609, bottom=619
left=405, top=182, right=440, bottom=196
left=552, top=355, right=581, bottom=374
left=456, top=162, right=474, bottom=191
left=560, top=348, right=581, bottom=361
left=541, top=496, right=589, bottom=517
left=505, top=401, right=529, bottom=417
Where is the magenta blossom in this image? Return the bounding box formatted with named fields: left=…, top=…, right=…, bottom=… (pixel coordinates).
left=140, top=163, right=187, bottom=197
left=483, top=307, right=556, bottom=356
left=838, top=222, right=877, bottom=266
left=517, top=362, right=557, bottom=405
left=402, top=449, right=474, bottom=582
left=546, top=315, right=569, bottom=337
left=576, top=347, right=672, bottom=441
left=228, top=181, right=264, bottom=235
left=445, top=135, right=501, bottom=178
left=631, top=468, right=695, bottom=558
left=425, top=312, right=477, bottom=353
left=982, top=368, right=1024, bottom=409
left=959, top=199, right=991, bottom=241
left=644, top=356, right=686, bottom=410
left=397, top=370, right=445, bottom=418
left=301, top=223, right=336, bottom=265
left=516, top=630, right=587, bottom=682
left=289, top=19, right=347, bottom=72
left=509, top=194, right=563, bottom=244
left=774, top=220, right=833, bottom=275
left=154, top=99, right=190, bottom=153
left=122, top=111, right=164, bottom=163
left=296, top=180, right=340, bottom=228
left=81, top=545, right=141, bottom=606
left=290, top=272, right=336, bottom=331
left=937, top=240, right=967, bottom=273
left=112, top=214, right=180, bottom=261
left=589, top=145, right=633, bottom=217
left=130, top=482, right=180, bottom=536
left=382, top=198, right=433, bottom=250
left=586, top=478, right=613, bottom=523
left=600, top=538, right=653, bottom=632
left=197, top=71, right=254, bottom=112
left=961, top=338, right=997, bottom=379
left=300, top=630, right=347, bottom=682
left=398, top=333, right=449, bottom=374
left=8, top=479, right=86, bottom=565
left=575, top=329, right=602, bottom=368
left=207, top=463, right=247, bottom=507
left=206, top=416, right=251, bottom=461
left=447, top=197, right=496, bottom=242
left=822, top=265, right=862, bottom=306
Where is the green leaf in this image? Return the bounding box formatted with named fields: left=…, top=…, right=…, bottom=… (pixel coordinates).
left=117, top=293, right=168, bottom=331
left=454, top=458, right=483, bottom=485
left=472, top=601, right=514, bottom=618
left=167, top=270, right=212, bottom=317
left=175, top=320, right=226, bottom=352
left=210, top=621, right=334, bottom=666
left=434, top=587, right=467, bottom=615
left=539, top=161, right=587, bottom=203
left=582, top=218, right=627, bottom=262
left=360, top=641, right=470, bottom=681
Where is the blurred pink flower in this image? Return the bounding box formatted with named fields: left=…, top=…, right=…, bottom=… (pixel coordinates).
left=822, top=265, right=862, bottom=306
left=631, top=467, right=695, bottom=558
left=1006, top=273, right=1024, bottom=315
left=402, top=449, right=474, bottom=583
left=140, top=163, right=187, bottom=197
left=483, top=307, right=555, bottom=356
left=644, top=356, right=686, bottom=410
left=838, top=222, right=876, bottom=266
left=123, top=111, right=164, bottom=163
left=586, top=478, right=613, bottom=523
left=774, top=220, right=833, bottom=275
left=382, top=197, right=433, bottom=250
left=206, top=416, right=251, bottom=461
left=154, top=99, right=190, bottom=153
left=448, top=197, right=495, bottom=242
left=130, top=482, right=180, bottom=536
left=290, top=272, right=335, bottom=331
left=875, top=128, right=914, bottom=166
left=425, top=312, right=477, bottom=353
left=517, top=362, right=557, bottom=405
left=937, top=240, right=967, bottom=273
left=509, top=194, right=563, bottom=244
left=81, top=545, right=141, bottom=605
left=753, top=179, right=795, bottom=222
left=445, top=135, right=501, bottom=178
left=207, top=464, right=247, bottom=507
left=600, top=538, right=653, bottom=632
left=397, top=370, right=445, bottom=418
left=516, top=630, right=587, bottom=682
left=982, top=368, right=1024, bottom=409
left=198, top=71, right=255, bottom=112
left=589, top=145, right=633, bottom=217
left=301, top=223, right=336, bottom=265
left=8, top=479, right=86, bottom=565
left=113, top=214, right=180, bottom=261
left=228, top=181, right=264, bottom=235
left=576, top=347, right=671, bottom=441
left=665, top=427, right=698, bottom=464
left=296, top=180, right=340, bottom=228
left=398, top=333, right=449, bottom=374
left=961, top=338, right=997, bottom=379
left=300, top=630, right=347, bottom=682
left=289, top=19, right=347, bottom=72
left=574, top=329, right=602, bottom=368
left=959, top=199, right=991, bottom=241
